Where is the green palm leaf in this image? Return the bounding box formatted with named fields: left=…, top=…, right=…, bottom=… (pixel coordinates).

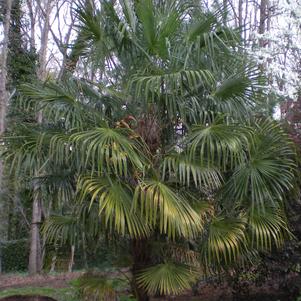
left=188, top=120, right=250, bottom=169
left=248, top=207, right=292, bottom=250
left=78, top=176, right=149, bottom=238
left=42, top=215, right=79, bottom=245
left=162, top=152, right=222, bottom=189
left=70, top=127, right=146, bottom=175
left=222, top=119, right=295, bottom=209
left=137, top=262, right=198, bottom=295
left=74, top=273, right=120, bottom=301
left=133, top=180, right=202, bottom=239
left=203, top=216, right=247, bottom=265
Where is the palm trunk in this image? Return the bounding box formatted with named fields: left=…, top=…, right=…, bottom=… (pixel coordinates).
left=131, top=239, right=150, bottom=301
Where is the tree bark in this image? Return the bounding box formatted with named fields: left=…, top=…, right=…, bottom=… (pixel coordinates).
left=28, top=0, right=53, bottom=275
left=131, top=239, right=150, bottom=301
left=28, top=191, right=42, bottom=274
left=0, top=0, right=12, bottom=199
left=259, top=0, right=269, bottom=47
left=68, top=245, right=75, bottom=272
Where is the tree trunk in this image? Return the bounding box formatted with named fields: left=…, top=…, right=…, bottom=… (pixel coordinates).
left=59, top=0, right=93, bottom=79
left=28, top=0, right=53, bottom=275
left=131, top=239, right=150, bottom=301
left=259, top=0, right=269, bottom=47
left=68, top=245, right=75, bottom=272
left=28, top=192, right=42, bottom=274
left=0, top=0, right=12, bottom=211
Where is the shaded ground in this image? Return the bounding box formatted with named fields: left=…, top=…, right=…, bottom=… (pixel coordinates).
left=0, top=273, right=82, bottom=290
left=0, top=271, right=300, bottom=301
left=0, top=296, right=56, bottom=301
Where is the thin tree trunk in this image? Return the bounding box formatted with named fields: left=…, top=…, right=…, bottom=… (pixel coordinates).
left=0, top=0, right=13, bottom=210
left=68, top=245, right=75, bottom=272
left=59, top=0, right=93, bottom=79
left=28, top=0, right=53, bottom=275
left=0, top=3, right=12, bottom=275
left=259, top=0, right=268, bottom=47
left=238, top=0, right=243, bottom=29
left=28, top=190, right=42, bottom=274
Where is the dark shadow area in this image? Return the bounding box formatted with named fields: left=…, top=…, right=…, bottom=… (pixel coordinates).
left=0, top=296, right=57, bottom=301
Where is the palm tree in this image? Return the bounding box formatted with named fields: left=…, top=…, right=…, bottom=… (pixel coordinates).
left=2, top=1, right=297, bottom=300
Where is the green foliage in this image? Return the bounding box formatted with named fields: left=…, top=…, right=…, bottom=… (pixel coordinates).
left=1, top=239, right=29, bottom=272
left=72, top=272, right=129, bottom=301
left=137, top=262, right=198, bottom=295
left=2, top=0, right=298, bottom=299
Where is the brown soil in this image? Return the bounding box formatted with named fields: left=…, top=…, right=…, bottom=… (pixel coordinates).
left=0, top=272, right=83, bottom=290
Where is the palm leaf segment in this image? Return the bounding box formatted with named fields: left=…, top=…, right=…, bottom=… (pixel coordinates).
left=78, top=177, right=149, bottom=238
left=137, top=262, right=198, bottom=296
left=133, top=180, right=202, bottom=239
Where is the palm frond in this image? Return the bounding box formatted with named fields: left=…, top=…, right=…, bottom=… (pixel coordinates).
left=136, top=262, right=198, bottom=295
left=187, top=119, right=250, bottom=169
left=78, top=176, right=149, bottom=238
left=42, top=215, right=79, bottom=246
left=248, top=207, right=292, bottom=251
left=222, top=118, right=296, bottom=209
left=74, top=273, right=120, bottom=301
left=21, top=80, right=107, bottom=129
left=70, top=127, right=147, bottom=175
left=133, top=180, right=202, bottom=238
left=203, top=216, right=247, bottom=266
left=162, top=152, right=222, bottom=190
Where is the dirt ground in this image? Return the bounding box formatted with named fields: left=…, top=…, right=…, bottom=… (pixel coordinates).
left=0, top=271, right=300, bottom=301
left=0, top=272, right=83, bottom=290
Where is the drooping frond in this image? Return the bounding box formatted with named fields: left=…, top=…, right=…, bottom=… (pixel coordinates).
left=42, top=215, right=79, bottom=246
left=2, top=124, right=55, bottom=175
left=248, top=207, right=292, bottom=251
left=137, top=262, right=198, bottom=295
left=222, top=118, right=296, bottom=209
left=133, top=180, right=202, bottom=238
left=70, top=127, right=147, bottom=175
left=78, top=176, right=149, bottom=238
left=187, top=119, right=250, bottom=169
left=203, top=216, right=247, bottom=266
left=162, top=152, right=222, bottom=190
left=74, top=273, right=121, bottom=301
left=130, top=69, right=215, bottom=113
left=21, top=80, right=108, bottom=129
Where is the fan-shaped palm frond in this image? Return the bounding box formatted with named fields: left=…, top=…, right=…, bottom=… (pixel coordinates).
left=70, top=127, right=147, bottom=175
left=248, top=207, right=292, bottom=251
left=162, top=152, right=222, bottom=190
left=203, top=216, right=247, bottom=266
left=222, top=119, right=296, bottom=209
left=21, top=80, right=108, bottom=129
left=136, top=262, right=198, bottom=296
left=78, top=176, right=149, bottom=238
left=74, top=273, right=121, bottom=301
left=187, top=119, right=250, bottom=169
left=130, top=69, right=215, bottom=113
left=2, top=124, right=55, bottom=175
left=133, top=180, right=202, bottom=238
left=42, top=215, right=79, bottom=246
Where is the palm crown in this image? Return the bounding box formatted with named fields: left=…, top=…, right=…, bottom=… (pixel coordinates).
left=2, top=0, right=297, bottom=300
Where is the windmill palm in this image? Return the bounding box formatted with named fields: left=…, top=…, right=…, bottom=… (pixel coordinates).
left=2, top=1, right=297, bottom=300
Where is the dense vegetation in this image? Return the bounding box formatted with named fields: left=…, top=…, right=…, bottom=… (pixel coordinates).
left=0, top=1, right=300, bottom=301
